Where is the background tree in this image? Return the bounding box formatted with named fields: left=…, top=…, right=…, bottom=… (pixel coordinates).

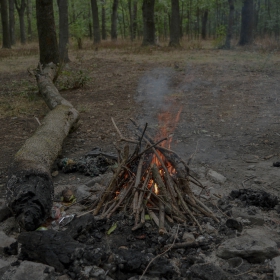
left=57, top=0, right=69, bottom=62
left=91, top=0, right=101, bottom=43
left=1, top=0, right=11, bottom=48
left=224, top=0, right=235, bottom=49
left=101, top=0, right=107, bottom=40
left=169, top=0, right=180, bottom=46
left=36, top=0, right=59, bottom=65
left=9, top=0, right=16, bottom=45
left=111, top=0, right=119, bottom=40
left=26, top=0, right=32, bottom=41
left=15, top=0, right=26, bottom=44
left=142, top=0, right=155, bottom=46
left=201, top=9, right=209, bottom=39
left=239, top=0, right=254, bottom=45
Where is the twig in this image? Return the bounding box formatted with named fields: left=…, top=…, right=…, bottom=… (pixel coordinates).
left=34, top=116, right=41, bottom=126
left=140, top=225, right=179, bottom=280
left=242, top=176, right=256, bottom=188
left=187, top=140, right=199, bottom=165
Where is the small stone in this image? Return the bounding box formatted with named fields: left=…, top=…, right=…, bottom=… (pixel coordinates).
left=226, top=219, right=243, bottom=232
left=207, top=169, right=227, bottom=184
left=182, top=232, right=195, bottom=243
left=247, top=165, right=256, bottom=170
left=205, top=223, right=217, bottom=234
left=52, top=170, right=59, bottom=177
left=272, top=255, right=280, bottom=280
left=1, top=261, right=55, bottom=280
left=0, top=231, right=16, bottom=255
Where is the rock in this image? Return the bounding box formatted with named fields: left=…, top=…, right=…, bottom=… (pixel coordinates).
left=0, top=259, right=11, bottom=269
left=0, top=231, right=17, bottom=255
left=182, top=232, right=195, bottom=243
left=226, top=219, right=243, bottom=232
left=272, top=255, right=280, bottom=280
left=90, top=265, right=114, bottom=279
left=216, top=228, right=280, bottom=263
left=1, top=260, right=55, bottom=280
left=231, top=207, right=264, bottom=226
left=205, top=223, right=217, bottom=234
left=207, top=169, right=226, bottom=184
left=227, top=257, right=243, bottom=268
left=0, top=199, right=12, bottom=223
left=51, top=170, right=59, bottom=177
left=56, top=275, right=70, bottom=280
left=189, top=263, right=231, bottom=280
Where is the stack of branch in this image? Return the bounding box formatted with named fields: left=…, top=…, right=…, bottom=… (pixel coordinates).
left=93, top=119, right=218, bottom=233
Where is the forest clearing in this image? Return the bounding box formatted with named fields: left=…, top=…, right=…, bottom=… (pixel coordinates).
left=1, top=0, right=280, bottom=279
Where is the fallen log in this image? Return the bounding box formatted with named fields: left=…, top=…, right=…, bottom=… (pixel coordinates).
left=6, top=63, right=79, bottom=231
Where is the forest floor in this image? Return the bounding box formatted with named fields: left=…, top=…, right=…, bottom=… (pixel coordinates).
left=1, top=40, right=280, bottom=197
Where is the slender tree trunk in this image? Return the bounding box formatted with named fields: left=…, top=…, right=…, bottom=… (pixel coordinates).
left=102, top=2, right=107, bottom=40
left=36, top=0, right=59, bottom=65
left=91, top=0, right=101, bottom=43
left=111, top=0, right=119, bottom=40
left=128, top=0, right=133, bottom=40
left=15, top=0, right=26, bottom=44
left=9, top=0, right=15, bottom=45
left=239, top=0, right=254, bottom=45
left=57, top=0, right=69, bottom=62
left=169, top=0, right=180, bottom=46
left=1, top=0, right=11, bottom=48
left=201, top=9, right=208, bottom=39
left=224, top=0, right=234, bottom=49
left=26, top=0, right=32, bottom=41
left=132, top=0, right=137, bottom=40
left=120, top=0, right=126, bottom=38
left=142, top=0, right=155, bottom=46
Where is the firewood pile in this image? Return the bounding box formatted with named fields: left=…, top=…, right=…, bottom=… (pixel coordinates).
left=92, top=118, right=218, bottom=233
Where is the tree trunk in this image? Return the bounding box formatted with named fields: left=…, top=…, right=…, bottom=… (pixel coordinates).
left=1, top=0, right=11, bottom=48
left=91, top=0, right=101, bottom=44
left=169, top=0, right=180, bottom=46
left=111, top=0, right=118, bottom=40
left=142, top=0, right=155, bottom=46
left=36, top=0, right=59, bottom=65
left=15, top=0, right=26, bottom=44
left=132, top=0, right=137, bottom=40
left=102, top=2, right=107, bottom=40
left=9, top=0, right=16, bottom=45
left=6, top=63, right=79, bottom=231
left=224, top=0, right=234, bottom=49
left=57, top=0, right=70, bottom=63
left=26, top=0, right=32, bottom=41
left=239, top=0, right=254, bottom=45
left=201, top=9, right=208, bottom=40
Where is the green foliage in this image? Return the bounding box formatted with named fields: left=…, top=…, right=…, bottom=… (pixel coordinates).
left=56, top=69, right=91, bottom=90
left=213, top=25, right=227, bottom=48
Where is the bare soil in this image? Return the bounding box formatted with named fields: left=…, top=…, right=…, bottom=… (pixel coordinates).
left=1, top=45, right=280, bottom=198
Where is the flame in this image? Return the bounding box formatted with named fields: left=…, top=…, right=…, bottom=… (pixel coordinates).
left=154, top=183, right=159, bottom=195
left=157, top=105, right=182, bottom=149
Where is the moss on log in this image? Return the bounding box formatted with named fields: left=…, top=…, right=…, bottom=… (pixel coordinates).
left=6, top=63, right=79, bottom=231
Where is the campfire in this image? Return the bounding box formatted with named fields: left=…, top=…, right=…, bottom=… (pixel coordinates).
left=92, top=118, right=218, bottom=233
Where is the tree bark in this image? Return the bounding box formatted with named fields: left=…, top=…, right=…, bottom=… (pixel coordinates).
left=142, top=0, right=155, bottom=46
left=36, top=0, right=59, bottom=65
left=239, top=0, right=254, bottom=45
left=1, top=0, right=11, bottom=48
left=224, top=0, right=235, bottom=49
left=15, top=0, right=26, bottom=44
left=169, top=0, right=180, bottom=46
left=6, top=63, right=79, bottom=231
left=26, top=0, right=32, bottom=41
left=201, top=9, right=208, bottom=40
left=91, top=0, right=101, bottom=43
left=57, top=0, right=70, bottom=63
left=132, top=0, right=137, bottom=40
left=102, top=2, right=107, bottom=40
left=111, top=0, right=118, bottom=40
left=9, top=0, right=16, bottom=45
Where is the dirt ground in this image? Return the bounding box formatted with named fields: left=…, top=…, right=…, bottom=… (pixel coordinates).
left=1, top=42, right=280, bottom=200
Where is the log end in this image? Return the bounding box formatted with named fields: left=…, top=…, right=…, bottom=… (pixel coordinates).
left=6, top=170, right=54, bottom=231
